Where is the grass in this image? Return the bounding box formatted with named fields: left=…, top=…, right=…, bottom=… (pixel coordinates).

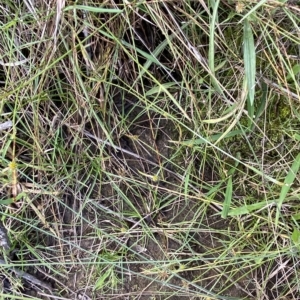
left=1, top=0, right=300, bottom=299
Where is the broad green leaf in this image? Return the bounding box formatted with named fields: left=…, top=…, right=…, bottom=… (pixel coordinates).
left=94, top=268, right=112, bottom=290
left=291, top=228, right=300, bottom=245
left=292, top=133, right=300, bottom=142
left=243, top=19, right=256, bottom=106
left=227, top=201, right=269, bottom=216
left=0, top=198, right=15, bottom=205
left=291, top=213, right=300, bottom=221
left=276, top=153, right=300, bottom=226
left=287, top=64, right=300, bottom=81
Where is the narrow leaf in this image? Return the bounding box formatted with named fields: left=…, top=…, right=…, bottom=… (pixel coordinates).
left=276, top=153, right=300, bottom=226
left=243, top=19, right=256, bottom=106
left=177, top=130, right=245, bottom=146
left=222, top=176, right=232, bottom=218
left=94, top=268, right=112, bottom=290
left=203, top=104, right=238, bottom=124
left=145, top=82, right=177, bottom=96
left=209, top=0, right=223, bottom=94
left=64, top=5, right=122, bottom=13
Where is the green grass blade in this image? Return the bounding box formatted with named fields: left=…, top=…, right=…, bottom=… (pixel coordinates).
left=121, top=40, right=162, bottom=66
left=276, top=153, right=300, bottom=226
left=178, top=129, right=245, bottom=146
left=251, top=81, right=268, bottom=130
left=227, top=201, right=269, bottom=216
left=145, top=82, right=177, bottom=96
left=239, top=0, right=267, bottom=23
left=222, top=176, right=232, bottom=219
left=64, top=5, right=122, bottom=13
left=243, top=18, right=256, bottom=107
left=209, top=0, right=223, bottom=94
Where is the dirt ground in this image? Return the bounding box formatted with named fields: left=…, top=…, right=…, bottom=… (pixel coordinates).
left=0, top=3, right=271, bottom=299
left=0, top=92, right=257, bottom=299
left=51, top=96, right=255, bottom=299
